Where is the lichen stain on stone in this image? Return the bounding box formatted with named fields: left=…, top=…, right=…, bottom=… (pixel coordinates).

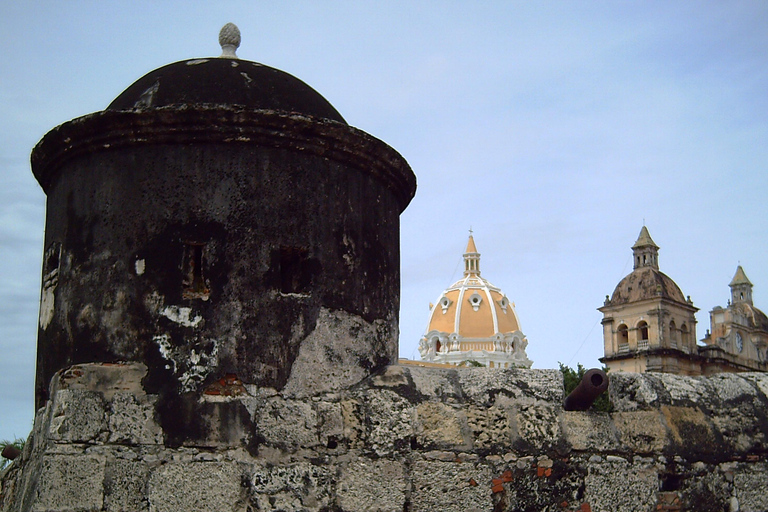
left=153, top=334, right=175, bottom=373
left=133, top=80, right=159, bottom=109
left=153, top=333, right=219, bottom=393
left=160, top=305, right=203, bottom=328
left=239, top=72, right=253, bottom=84
left=39, top=283, right=56, bottom=329
left=134, top=258, right=145, bottom=275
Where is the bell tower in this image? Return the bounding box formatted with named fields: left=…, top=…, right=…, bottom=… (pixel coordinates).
left=730, top=265, right=753, bottom=305
left=632, top=225, right=659, bottom=270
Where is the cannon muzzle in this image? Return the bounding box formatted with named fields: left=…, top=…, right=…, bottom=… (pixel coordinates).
left=2, top=444, right=22, bottom=460
left=563, top=368, right=609, bottom=411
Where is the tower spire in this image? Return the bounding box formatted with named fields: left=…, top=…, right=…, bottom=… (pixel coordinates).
left=464, top=232, right=480, bottom=276
left=632, top=225, right=659, bottom=270
left=729, top=265, right=753, bottom=305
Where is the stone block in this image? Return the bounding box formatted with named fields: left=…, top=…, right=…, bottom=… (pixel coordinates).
left=679, top=469, right=730, bottom=512
left=489, top=457, right=587, bottom=512
left=48, top=390, right=107, bottom=443
left=584, top=460, right=657, bottom=512
left=108, top=393, right=163, bottom=445
left=661, top=406, right=718, bottom=455
left=465, top=402, right=513, bottom=450
left=32, top=455, right=105, bottom=512
left=702, top=373, right=760, bottom=405
left=732, top=463, right=768, bottom=512
left=0, top=466, right=20, bottom=511
left=411, top=460, right=492, bottom=512
left=315, top=401, right=344, bottom=450
left=657, top=373, right=707, bottom=404
left=709, top=407, right=767, bottom=454
left=148, top=462, right=242, bottom=512
left=337, top=458, right=406, bottom=512
left=690, top=374, right=768, bottom=454
left=370, top=365, right=410, bottom=388
left=254, top=398, right=318, bottom=450
left=612, top=411, right=667, bottom=454
left=360, top=389, right=414, bottom=456
left=55, top=363, right=149, bottom=400
left=249, top=461, right=332, bottom=511
left=406, top=367, right=463, bottom=402
left=414, top=402, right=470, bottom=449
left=514, top=401, right=564, bottom=451
left=740, top=372, right=768, bottom=401
left=104, top=459, right=150, bottom=512
left=340, top=399, right=364, bottom=448
left=608, top=372, right=661, bottom=411
left=280, top=308, right=393, bottom=398
left=562, top=411, right=621, bottom=452
left=458, top=368, right=563, bottom=406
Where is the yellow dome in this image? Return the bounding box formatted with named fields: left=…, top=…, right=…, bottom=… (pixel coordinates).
left=419, top=235, right=532, bottom=368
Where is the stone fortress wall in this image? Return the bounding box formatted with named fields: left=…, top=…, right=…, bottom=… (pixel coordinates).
left=2, top=362, right=767, bottom=512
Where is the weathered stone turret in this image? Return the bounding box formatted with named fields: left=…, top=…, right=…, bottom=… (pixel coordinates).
left=30, top=25, right=416, bottom=443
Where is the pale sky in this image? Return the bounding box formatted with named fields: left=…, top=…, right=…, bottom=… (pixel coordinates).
left=1, top=1, right=767, bottom=442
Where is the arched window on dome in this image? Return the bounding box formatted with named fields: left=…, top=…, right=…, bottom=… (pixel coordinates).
left=433, top=336, right=442, bottom=354
left=617, top=324, right=629, bottom=353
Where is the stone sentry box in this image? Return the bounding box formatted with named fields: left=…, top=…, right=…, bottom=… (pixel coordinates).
left=29, top=25, right=415, bottom=444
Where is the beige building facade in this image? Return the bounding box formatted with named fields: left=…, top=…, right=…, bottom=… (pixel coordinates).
left=600, top=228, right=767, bottom=375
left=599, top=227, right=700, bottom=374
left=418, top=235, right=532, bottom=368
left=699, top=266, right=768, bottom=373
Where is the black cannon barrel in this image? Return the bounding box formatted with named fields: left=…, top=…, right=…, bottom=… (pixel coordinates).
left=563, top=368, right=609, bottom=411
left=1, top=444, right=22, bottom=460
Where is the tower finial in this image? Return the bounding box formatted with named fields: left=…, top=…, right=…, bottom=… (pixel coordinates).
left=219, top=23, right=241, bottom=59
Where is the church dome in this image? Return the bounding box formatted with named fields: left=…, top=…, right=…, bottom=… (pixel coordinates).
left=418, top=235, right=532, bottom=368
left=107, top=24, right=346, bottom=123
left=605, top=227, right=689, bottom=307
left=608, top=267, right=687, bottom=306
left=730, top=302, right=768, bottom=332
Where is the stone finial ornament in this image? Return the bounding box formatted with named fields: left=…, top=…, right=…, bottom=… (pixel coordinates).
left=219, top=22, right=241, bottom=58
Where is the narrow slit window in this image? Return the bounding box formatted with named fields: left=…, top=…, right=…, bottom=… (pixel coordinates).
left=182, top=242, right=210, bottom=300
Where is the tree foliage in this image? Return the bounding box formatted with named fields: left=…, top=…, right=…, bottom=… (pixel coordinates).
left=559, top=362, right=612, bottom=412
